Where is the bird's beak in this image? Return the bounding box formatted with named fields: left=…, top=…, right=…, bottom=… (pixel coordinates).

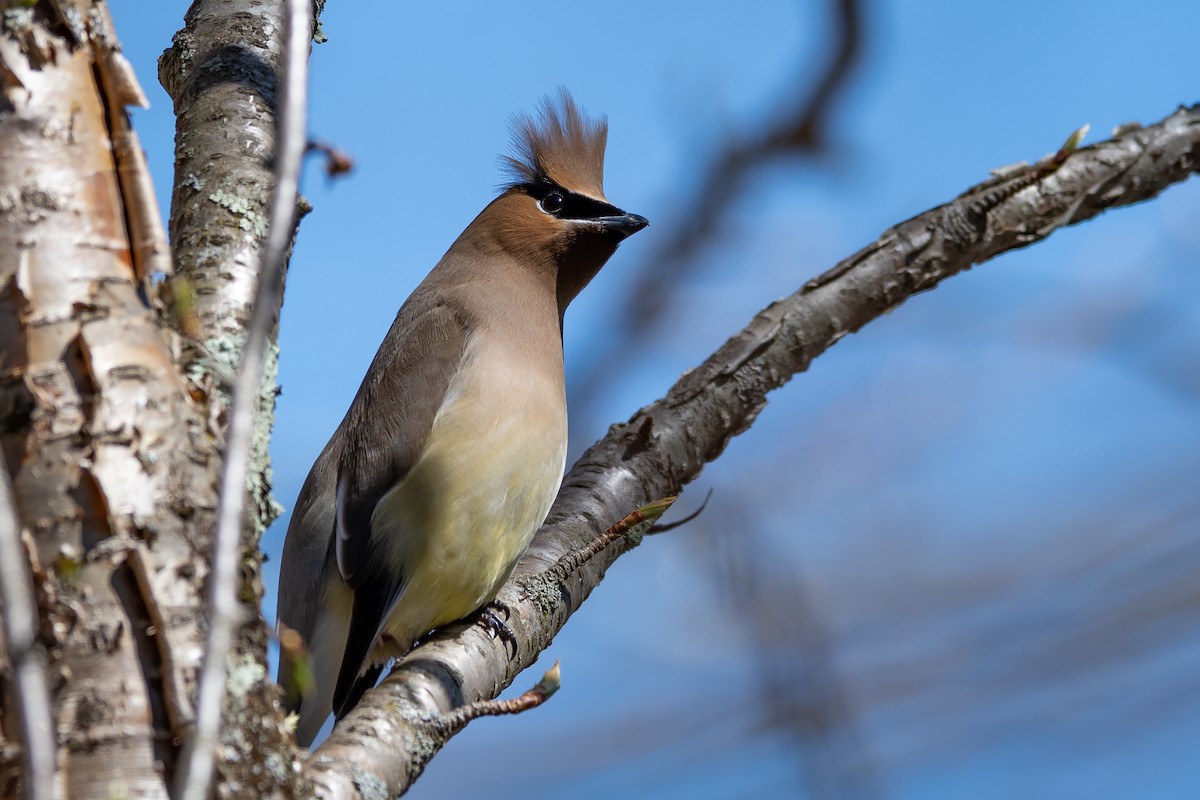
left=597, top=212, right=649, bottom=239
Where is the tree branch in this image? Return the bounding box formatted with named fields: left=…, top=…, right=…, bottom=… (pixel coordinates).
left=175, top=0, right=311, bottom=797
left=158, top=0, right=299, bottom=542
left=304, top=104, right=1200, bottom=798
left=159, top=0, right=288, bottom=343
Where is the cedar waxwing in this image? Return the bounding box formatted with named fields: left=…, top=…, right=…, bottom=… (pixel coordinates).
left=276, top=90, right=648, bottom=745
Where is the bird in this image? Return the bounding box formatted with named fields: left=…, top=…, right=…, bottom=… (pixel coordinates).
left=275, top=89, right=648, bottom=746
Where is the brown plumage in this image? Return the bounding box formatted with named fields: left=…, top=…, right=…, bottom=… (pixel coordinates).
left=276, top=91, right=647, bottom=746
left=502, top=86, right=608, bottom=199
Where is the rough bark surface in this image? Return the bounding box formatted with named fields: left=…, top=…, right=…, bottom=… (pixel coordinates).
left=0, top=3, right=298, bottom=798
left=156, top=2, right=301, bottom=798
left=0, top=5, right=220, bottom=798
left=158, top=0, right=289, bottom=547
left=158, top=0, right=283, bottom=343
left=307, top=106, right=1200, bottom=798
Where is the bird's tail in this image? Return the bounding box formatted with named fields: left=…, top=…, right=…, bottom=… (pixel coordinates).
left=280, top=604, right=350, bottom=747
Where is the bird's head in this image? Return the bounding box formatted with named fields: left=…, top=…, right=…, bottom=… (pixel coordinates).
left=482, top=89, right=648, bottom=312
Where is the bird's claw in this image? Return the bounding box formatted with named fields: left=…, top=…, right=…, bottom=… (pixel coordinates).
left=477, top=600, right=518, bottom=658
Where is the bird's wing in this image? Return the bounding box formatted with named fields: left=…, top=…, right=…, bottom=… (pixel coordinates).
left=329, top=299, right=469, bottom=715
left=275, top=441, right=339, bottom=717
left=333, top=299, right=468, bottom=587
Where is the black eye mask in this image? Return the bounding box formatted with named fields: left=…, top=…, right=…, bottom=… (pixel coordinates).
left=527, top=180, right=623, bottom=221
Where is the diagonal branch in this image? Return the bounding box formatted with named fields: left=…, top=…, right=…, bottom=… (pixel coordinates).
left=174, top=0, right=312, bottom=798
left=631, top=0, right=862, bottom=318
left=303, top=103, right=1200, bottom=798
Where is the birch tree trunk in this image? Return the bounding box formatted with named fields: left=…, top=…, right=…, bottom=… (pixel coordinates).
left=0, top=3, right=295, bottom=798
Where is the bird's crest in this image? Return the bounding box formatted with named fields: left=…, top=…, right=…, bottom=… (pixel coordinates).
left=502, top=88, right=608, bottom=199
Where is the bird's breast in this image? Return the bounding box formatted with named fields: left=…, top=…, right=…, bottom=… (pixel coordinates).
left=368, top=332, right=566, bottom=657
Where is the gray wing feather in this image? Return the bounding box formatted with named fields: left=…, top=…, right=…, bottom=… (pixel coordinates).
left=333, top=299, right=468, bottom=587
left=275, top=438, right=339, bottom=713
left=328, top=297, right=469, bottom=715
left=276, top=294, right=468, bottom=721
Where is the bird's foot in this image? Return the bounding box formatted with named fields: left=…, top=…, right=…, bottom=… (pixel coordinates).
left=477, top=600, right=518, bottom=658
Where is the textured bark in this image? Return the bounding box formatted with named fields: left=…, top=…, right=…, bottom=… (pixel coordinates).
left=0, top=3, right=299, bottom=799
left=0, top=5, right=219, bottom=798
left=158, top=0, right=284, bottom=343
left=85, top=0, right=172, bottom=283
left=155, top=3, right=303, bottom=799
left=158, top=0, right=292, bottom=547
left=306, top=105, right=1200, bottom=798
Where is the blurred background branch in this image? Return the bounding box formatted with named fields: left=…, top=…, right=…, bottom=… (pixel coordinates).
left=572, top=0, right=863, bottom=412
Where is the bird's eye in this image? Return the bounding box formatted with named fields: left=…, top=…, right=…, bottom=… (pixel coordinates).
left=540, top=191, right=564, bottom=214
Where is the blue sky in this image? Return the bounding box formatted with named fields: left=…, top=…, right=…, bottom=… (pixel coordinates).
left=108, top=2, right=1200, bottom=797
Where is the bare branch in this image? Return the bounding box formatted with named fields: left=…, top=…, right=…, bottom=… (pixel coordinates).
left=158, top=0, right=298, bottom=548
left=0, top=457, right=56, bottom=800
left=432, top=662, right=561, bottom=732
left=304, top=104, right=1200, bottom=798
left=538, top=496, right=677, bottom=586
left=159, top=0, right=289, bottom=341
left=174, top=0, right=311, bottom=797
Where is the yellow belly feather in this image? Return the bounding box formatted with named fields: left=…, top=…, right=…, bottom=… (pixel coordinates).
left=367, top=342, right=566, bottom=663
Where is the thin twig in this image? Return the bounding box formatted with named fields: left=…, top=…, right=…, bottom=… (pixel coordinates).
left=306, top=139, right=355, bottom=180
left=174, top=1, right=311, bottom=798
left=432, top=661, right=561, bottom=733
left=0, top=460, right=57, bottom=800
left=537, top=496, right=677, bottom=586
left=648, top=488, right=712, bottom=534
